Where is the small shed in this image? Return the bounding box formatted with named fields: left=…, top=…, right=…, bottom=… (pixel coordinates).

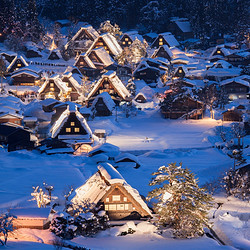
left=10, top=208, right=51, bottom=229
left=223, top=109, right=243, bottom=122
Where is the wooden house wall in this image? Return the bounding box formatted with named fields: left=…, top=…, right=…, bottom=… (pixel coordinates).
left=100, top=184, right=146, bottom=220
left=48, top=52, right=60, bottom=60
left=75, top=29, right=94, bottom=42
left=93, top=98, right=112, bottom=116
left=12, top=74, right=36, bottom=86
left=8, top=59, right=26, bottom=73
left=120, top=34, right=133, bottom=48
left=213, top=48, right=225, bottom=57
left=55, top=113, right=88, bottom=137
left=151, top=35, right=170, bottom=48
left=153, top=47, right=171, bottom=61
left=134, top=68, right=159, bottom=83
left=92, top=37, right=112, bottom=56
left=135, top=94, right=147, bottom=103
left=168, top=22, right=193, bottom=40
left=39, top=80, right=61, bottom=100
left=0, top=117, right=22, bottom=125
left=61, top=77, right=80, bottom=101
left=223, top=111, right=242, bottom=122
left=174, top=67, right=186, bottom=78
left=223, top=82, right=249, bottom=94
left=75, top=56, right=89, bottom=68
left=90, top=79, right=121, bottom=100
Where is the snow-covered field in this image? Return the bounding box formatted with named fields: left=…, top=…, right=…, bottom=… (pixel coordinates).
left=1, top=111, right=249, bottom=249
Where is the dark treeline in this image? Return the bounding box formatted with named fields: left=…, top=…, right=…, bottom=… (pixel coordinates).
left=0, top=0, right=249, bottom=41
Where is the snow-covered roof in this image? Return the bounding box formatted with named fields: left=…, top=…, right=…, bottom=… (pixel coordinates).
left=11, top=70, right=39, bottom=79
left=38, top=75, right=69, bottom=94
left=50, top=105, right=92, bottom=138
left=0, top=112, right=23, bottom=119
left=115, top=153, right=140, bottom=164
left=205, top=67, right=241, bottom=78
left=135, top=86, right=155, bottom=101
left=71, top=25, right=99, bottom=42
left=7, top=55, right=29, bottom=72
left=89, top=142, right=120, bottom=158
left=88, top=33, right=123, bottom=56
left=90, top=47, right=114, bottom=67
left=91, top=92, right=116, bottom=112
left=157, top=32, right=179, bottom=47
left=212, top=60, right=232, bottom=69
left=63, top=75, right=82, bottom=94
left=88, top=71, right=130, bottom=100
left=122, top=31, right=144, bottom=42
left=23, top=116, right=38, bottom=122
left=72, top=163, right=152, bottom=216
left=75, top=53, right=96, bottom=69
left=10, top=208, right=51, bottom=219
left=220, top=77, right=250, bottom=87
left=210, top=46, right=233, bottom=58
left=174, top=19, right=192, bottom=33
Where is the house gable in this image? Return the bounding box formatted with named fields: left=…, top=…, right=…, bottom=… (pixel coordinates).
left=120, top=34, right=133, bottom=47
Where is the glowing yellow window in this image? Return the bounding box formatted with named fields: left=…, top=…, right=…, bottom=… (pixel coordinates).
left=128, top=41, right=131, bottom=45
left=71, top=122, right=75, bottom=126
left=17, top=63, right=22, bottom=67
left=178, top=69, right=182, bottom=73
left=125, top=38, right=129, bottom=41
left=159, top=38, right=163, bottom=41
left=74, top=127, right=80, bottom=132
left=68, top=87, right=72, bottom=91
left=50, top=83, right=54, bottom=87
left=159, top=42, right=163, bottom=46
left=112, top=195, right=120, bottom=201
left=66, top=128, right=71, bottom=132
left=122, top=41, right=126, bottom=45
left=106, top=198, right=109, bottom=202
left=80, top=61, right=84, bottom=65
left=50, top=87, right=54, bottom=91
left=124, top=197, right=127, bottom=202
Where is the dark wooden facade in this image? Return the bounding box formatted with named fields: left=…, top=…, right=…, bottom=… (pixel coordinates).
left=120, top=34, right=133, bottom=48
left=100, top=183, right=149, bottom=220
left=92, top=97, right=113, bottom=116
left=12, top=72, right=38, bottom=86
left=0, top=124, right=34, bottom=152
left=151, top=34, right=172, bottom=48
left=152, top=46, right=172, bottom=61
left=39, top=79, right=61, bottom=100
left=161, top=96, right=204, bottom=119
left=0, top=114, right=22, bottom=125
left=133, top=67, right=160, bottom=84
left=222, top=82, right=249, bottom=95
left=54, top=112, right=89, bottom=138
left=167, top=21, right=193, bottom=41
left=7, top=58, right=27, bottom=73
left=26, top=49, right=42, bottom=58
left=223, top=110, right=243, bottom=122
left=48, top=51, right=60, bottom=60
left=173, top=66, right=186, bottom=78
left=225, top=53, right=250, bottom=66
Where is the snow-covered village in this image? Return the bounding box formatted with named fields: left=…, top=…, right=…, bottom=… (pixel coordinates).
left=0, top=0, right=249, bottom=249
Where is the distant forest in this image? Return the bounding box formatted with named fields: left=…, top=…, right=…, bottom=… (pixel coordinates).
left=1, top=0, right=249, bottom=40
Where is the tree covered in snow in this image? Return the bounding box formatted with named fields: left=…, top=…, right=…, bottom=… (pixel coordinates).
left=223, top=168, right=249, bottom=201
left=30, top=185, right=52, bottom=208
left=147, top=163, right=213, bottom=238
left=116, top=38, right=148, bottom=70
left=0, top=213, right=16, bottom=246
left=98, top=20, right=122, bottom=40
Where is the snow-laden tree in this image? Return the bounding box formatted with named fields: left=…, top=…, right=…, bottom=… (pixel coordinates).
left=147, top=163, right=213, bottom=238
left=116, top=38, right=148, bottom=71
left=31, top=186, right=51, bottom=208
left=0, top=213, right=16, bottom=245
left=98, top=20, right=122, bottom=40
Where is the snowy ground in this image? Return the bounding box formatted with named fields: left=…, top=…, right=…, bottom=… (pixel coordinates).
left=1, top=110, right=249, bottom=249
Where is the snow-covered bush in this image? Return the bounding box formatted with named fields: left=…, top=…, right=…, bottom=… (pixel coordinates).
left=223, top=169, right=249, bottom=201
left=50, top=210, right=109, bottom=239
left=147, top=162, right=213, bottom=238
left=0, top=213, right=16, bottom=245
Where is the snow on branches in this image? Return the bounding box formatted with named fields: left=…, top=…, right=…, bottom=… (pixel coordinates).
left=147, top=162, right=213, bottom=238
left=0, top=213, right=16, bottom=245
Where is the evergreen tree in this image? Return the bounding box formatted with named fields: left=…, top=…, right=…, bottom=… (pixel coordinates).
left=147, top=163, right=213, bottom=238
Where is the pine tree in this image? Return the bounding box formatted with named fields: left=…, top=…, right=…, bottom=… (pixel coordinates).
left=147, top=163, right=213, bottom=238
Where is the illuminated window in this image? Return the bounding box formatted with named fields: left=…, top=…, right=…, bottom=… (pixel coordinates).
left=128, top=41, right=131, bottom=45
left=17, top=63, right=22, bottom=67
left=66, top=128, right=71, bottom=132
left=178, top=69, right=182, bottom=73
left=80, top=61, right=84, bottom=65
left=217, top=50, right=221, bottom=54
left=105, top=205, right=109, bottom=210
left=50, top=87, right=54, bottom=91
left=65, top=82, right=68, bottom=86
left=50, top=83, right=54, bottom=87
left=106, top=198, right=109, bottom=202
left=71, top=122, right=75, bottom=126
left=125, top=38, right=129, bottom=41
left=159, top=38, right=163, bottom=41
left=112, top=195, right=120, bottom=201
left=122, top=41, right=126, bottom=45
left=117, top=204, right=124, bottom=210
left=68, top=87, right=72, bottom=91
left=124, top=197, right=127, bottom=202
left=159, top=42, right=163, bottom=46
left=108, top=204, right=116, bottom=210
left=74, top=127, right=80, bottom=132
left=125, top=204, right=129, bottom=210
